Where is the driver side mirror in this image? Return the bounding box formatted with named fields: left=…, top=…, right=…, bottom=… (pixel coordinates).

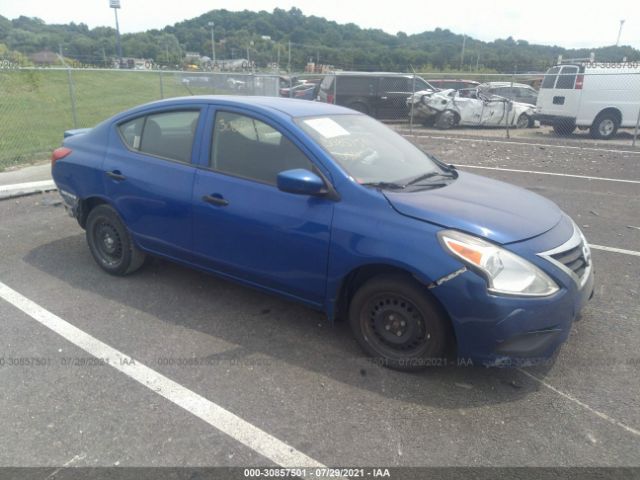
left=277, top=169, right=326, bottom=196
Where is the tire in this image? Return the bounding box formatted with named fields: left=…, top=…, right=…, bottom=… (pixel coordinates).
left=552, top=121, right=576, bottom=136
left=590, top=112, right=619, bottom=140
left=347, top=102, right=369, bottom=115
left=516, top=113, right=530, bottom=129
left=348, top=274, right=450, bottom=371
left=85, top=204, right=146, bottom=276
left=434, top=110, right=458, bottom=130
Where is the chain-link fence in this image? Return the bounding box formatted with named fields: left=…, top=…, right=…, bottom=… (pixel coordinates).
left=1, top=67, right=639, bottom=170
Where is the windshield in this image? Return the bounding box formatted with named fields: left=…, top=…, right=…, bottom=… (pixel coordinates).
left=296, top=114, right=447, bottom=186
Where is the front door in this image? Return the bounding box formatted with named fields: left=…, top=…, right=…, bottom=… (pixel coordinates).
left=191, top=108, right=334, bottom=305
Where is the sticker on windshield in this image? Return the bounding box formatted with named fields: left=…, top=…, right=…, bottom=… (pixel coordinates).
left=303, top=118, right=350, bottom=139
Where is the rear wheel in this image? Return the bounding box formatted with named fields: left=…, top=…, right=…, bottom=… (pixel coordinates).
left=590, top=112, right=619, bottom=140
left=86, top=205, right=146, bottom=276
left=552, top=121, right=576, bottom=136
left=349, top=274, right=450, bottom=371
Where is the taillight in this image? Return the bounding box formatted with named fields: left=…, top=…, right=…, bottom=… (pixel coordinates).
left=575, top=74, right=584, bottom=89
left=51, top=147, right=72, bottom=168
left=327, top=94, right=335, bottom=104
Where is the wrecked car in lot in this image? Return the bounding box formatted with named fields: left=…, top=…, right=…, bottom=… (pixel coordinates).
left=408, top=88, right=535, bottom=129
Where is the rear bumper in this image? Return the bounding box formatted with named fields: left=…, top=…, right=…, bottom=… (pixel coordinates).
left=533, top=114, right=576, bottom=126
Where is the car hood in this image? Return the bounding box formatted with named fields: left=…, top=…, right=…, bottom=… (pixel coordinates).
left=383, top=171, right=562, bottom=244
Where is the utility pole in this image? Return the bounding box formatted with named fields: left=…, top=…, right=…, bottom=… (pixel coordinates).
left=208, top=21, right=216, bottom=67
left=459, top=34, right=466, bottom=71
left=616, top=19, right=625, bottom=46
left=287, top=40, right=291, bottom=73
left=109, top=0, right=123, bottom=67
left=277, top=45, right=281, bottom=71
left=475, top=53, right=480, bottom=71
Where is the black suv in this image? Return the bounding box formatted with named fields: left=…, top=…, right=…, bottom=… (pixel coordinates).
left=317, top=72, right=435, bottom=119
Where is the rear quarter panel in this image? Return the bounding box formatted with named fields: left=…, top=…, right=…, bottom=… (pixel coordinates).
left=52, top=124, right=110, bottom=204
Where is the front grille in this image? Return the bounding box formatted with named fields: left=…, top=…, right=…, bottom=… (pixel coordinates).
left=550, top=242, right=589, bottom=280
left=539, top=220, right=592, bottom=288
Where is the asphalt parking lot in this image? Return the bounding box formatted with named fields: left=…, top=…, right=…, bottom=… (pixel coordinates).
left=0, top=133, right=639, bottom=474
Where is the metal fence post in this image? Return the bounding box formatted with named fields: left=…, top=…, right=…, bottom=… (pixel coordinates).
left=633, top=105, right=640, bottom=148
left=410, top=74, right=416, bottom=135
left=332, top=73, right=337, bottom=104
left=66, top=67, right=78, bottom=129
left=159, top=70, right=164, bottom=99
left=505, top=71, right=516, bottom=139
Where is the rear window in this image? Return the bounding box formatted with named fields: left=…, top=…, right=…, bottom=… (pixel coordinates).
left=380, top=77, right=409, bottom=92
left=320, top=75, right=334, bottom=91
left=555, top=66, right=578, bottom=89
left=541, top=66, right=561, bottom=89
left=336, top=76, right=377, bottom=95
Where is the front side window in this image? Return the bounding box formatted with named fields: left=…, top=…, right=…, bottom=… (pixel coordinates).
left=118, top=110, right=200, bottom=163
left=211, top=111, right=314, bottom=185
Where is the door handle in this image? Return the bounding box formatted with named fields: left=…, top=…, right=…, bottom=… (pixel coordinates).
left=106, top=170, right=126, bottom=181
left=202, top=194, right=229, bottom=207
left=380, top=96, right=388, bottom=100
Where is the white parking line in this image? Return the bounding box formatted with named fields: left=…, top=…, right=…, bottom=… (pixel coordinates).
left=458, top=165, right=640, bottom=184
left=0, top=280, right=326, bottom=469
left=590, top=244, right=640, bottom=257
left=404, top=132, right=640, bottom=156
left=517, top=369, right=640, bottom=438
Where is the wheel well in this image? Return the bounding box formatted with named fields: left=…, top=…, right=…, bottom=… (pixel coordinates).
left=334, top=264, right=458, bottom=351
left=78, top=197, right=108, bottom=228
left=595, top=108, right=622, bottom=125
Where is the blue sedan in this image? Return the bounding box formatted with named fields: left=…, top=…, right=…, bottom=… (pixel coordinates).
left=51, top=96, right=594, bottom=370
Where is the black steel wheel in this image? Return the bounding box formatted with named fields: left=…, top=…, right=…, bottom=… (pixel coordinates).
left=86, top=204, right=146, bottom=276
left=349, top=274, right=450, bottom=371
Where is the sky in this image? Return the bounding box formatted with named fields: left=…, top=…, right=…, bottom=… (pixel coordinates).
left=0, top=0, right=638, bottom=50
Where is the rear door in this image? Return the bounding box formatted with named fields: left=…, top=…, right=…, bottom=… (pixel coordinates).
left=377, top=76, right=411, bottom=119
left=536, top=65, right=582, bottom=117
left=104, top=108, right=202, bottom=259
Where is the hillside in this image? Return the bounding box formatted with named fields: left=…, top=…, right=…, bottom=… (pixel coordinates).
left=1, top=8, right=639, bottom=72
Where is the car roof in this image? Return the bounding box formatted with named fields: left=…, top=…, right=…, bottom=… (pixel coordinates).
left=120, top=95, right=356, bottom=119
left=332, top=71, right=417, bottom=77
left=432, top=79, right=480, bottom=83
left=481, top=82, right=534, bottom=89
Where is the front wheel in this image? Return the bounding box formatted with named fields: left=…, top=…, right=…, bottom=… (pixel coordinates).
left=86, top=204, right=146, bottom=276
left=516, top=113, right=530, bottom=129
left=349, top=274, right=450, bottom=371
left=434, top=110, right=458, bottom=130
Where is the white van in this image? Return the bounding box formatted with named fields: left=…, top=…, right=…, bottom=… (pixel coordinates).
left=535, top=62, right=640, bottom=139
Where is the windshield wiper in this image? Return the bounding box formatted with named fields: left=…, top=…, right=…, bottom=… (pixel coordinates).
left=405, top=171, right=456, bottom=186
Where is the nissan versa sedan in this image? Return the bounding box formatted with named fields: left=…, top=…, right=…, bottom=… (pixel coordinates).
left=51, top=96, right=594, bottom=370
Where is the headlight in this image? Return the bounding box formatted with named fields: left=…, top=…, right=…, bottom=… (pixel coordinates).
left=438, top=230, right=559, bottom=297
